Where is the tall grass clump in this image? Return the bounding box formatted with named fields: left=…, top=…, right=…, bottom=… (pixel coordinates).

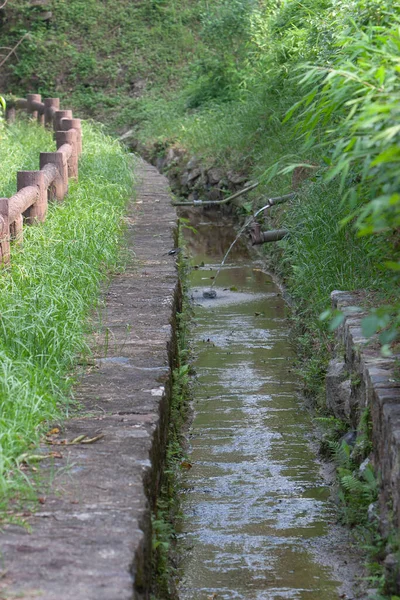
left=0, top=120, right=133, bottom=502
left=0, top=118, right=56, bottom=194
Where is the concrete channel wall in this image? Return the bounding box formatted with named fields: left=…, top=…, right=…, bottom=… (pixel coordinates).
left=327, top=291, right=400, bottom=537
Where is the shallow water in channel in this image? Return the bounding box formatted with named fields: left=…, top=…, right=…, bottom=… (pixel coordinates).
left=177, top=212, right=347, bottom=600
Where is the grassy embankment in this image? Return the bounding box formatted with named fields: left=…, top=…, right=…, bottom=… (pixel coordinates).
left=0, top=0, right=204, bottom=129
left=0, top=117, right=133, bottom=510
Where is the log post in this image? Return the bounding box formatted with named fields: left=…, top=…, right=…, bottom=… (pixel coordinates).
left=56, top=130, right=78, bottom=179
left=61, top=118, right=82, bottom=155
left=44, top=98, right=60, bottom=127
left=5, top=106, right=16, bottom=124
left=40, top=152, right=67, bottom=201
left=0, top=199, right=10, bottom=265
left=54, top=109, right=72, bottom=133
left=17, top=171, right=47, bottom=224
left=27, top=93, right=42, bottom=122
left=10, top=214, right=23, bottom=243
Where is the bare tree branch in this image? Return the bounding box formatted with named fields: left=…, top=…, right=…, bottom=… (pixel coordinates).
left=0, top=34, right=29, bottom=69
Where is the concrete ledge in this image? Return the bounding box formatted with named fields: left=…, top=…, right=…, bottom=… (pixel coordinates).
left=329, top=291, right=400, bottom=532
left=0, top=158, right=178, bottom=599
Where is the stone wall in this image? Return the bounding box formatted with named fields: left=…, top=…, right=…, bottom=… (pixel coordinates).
left=327, top=291, right=400, bottom=537
left=126, top=139, right=252, bottom=203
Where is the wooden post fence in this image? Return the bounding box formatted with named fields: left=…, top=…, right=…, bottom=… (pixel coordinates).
left=1, top=94, right=83, bottom=266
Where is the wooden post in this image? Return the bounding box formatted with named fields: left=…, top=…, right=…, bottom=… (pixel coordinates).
left=44, top=98, right=60, bottom=127
left=27, top=93, right=42, bottom=121
left=5, top=106, right=16, bottom=124
left=17, top=171, right=47, bottom=224
left=10, top=214, right=23, bottom=243
left=56, top=130, right=78, bottom=179
left=54, top=109, right=72, bottom=132
left=40, top=152, right=67, bottom=201
left=0, top=199, right=10, bottom=265
left=61, top=118, right=83, bottom=155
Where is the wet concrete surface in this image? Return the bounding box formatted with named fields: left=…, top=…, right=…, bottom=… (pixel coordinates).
left=177, top=210, right=364, bottom=600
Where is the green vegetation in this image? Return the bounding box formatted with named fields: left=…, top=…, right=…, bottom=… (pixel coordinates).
left=0, top=119, right=133, bottom=506
left=317, top=411, right=400, bottom=598
left=0, top=0, right=203, bottom=128
left=0, top=118, right=55, bottom=194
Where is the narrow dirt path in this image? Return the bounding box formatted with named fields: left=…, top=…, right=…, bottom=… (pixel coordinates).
left=0, top=158, right=178, bottom=600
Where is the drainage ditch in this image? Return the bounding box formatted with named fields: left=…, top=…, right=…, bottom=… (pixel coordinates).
left=173, top=208, right=365, bottom=600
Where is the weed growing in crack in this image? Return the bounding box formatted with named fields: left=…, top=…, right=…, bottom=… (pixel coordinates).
left=151, top=222, right=193, bottom=599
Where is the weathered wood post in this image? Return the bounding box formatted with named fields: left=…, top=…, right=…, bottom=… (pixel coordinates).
left=40, top=152, right=68, bottom=201
left=54, top=109, right=73, bottom=133
left=10, top=214, right=23, bottom=243
left=0, top=199, right=10, bottom=265
left=17, top=171, right=47, bottom=223
left=27, top=93, right=42, bottom=123
left=5, top=104, right=16, bottom=124
left=61, top=118, right=83, bottom=155
left=56, top=129, right=78, bottom=179
left=44, top=98, right=60, bottom=127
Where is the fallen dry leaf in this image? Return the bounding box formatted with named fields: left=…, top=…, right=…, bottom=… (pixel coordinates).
left=49, top=451, right=63, bottom=459
left=20, top=451, right=63, bottom=464
left=69, top=434, right=87, bottom=444
left=46, top=428, right=60, bottom=436
left=81, top=434, right=104, bottom=444
left=180, top=461, right=193, bottom=470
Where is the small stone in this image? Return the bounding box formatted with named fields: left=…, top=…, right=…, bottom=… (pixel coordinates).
left=208, top=168, right=224, bottom=185
left=203, top=289, right=217, bottom=299
left=227, top=171, right=248, bottom=185
left=180, top=172, right=189, bottom=188
left=359, top=457, right=371, bottom=476
left=38, top=10, right=52, bottom=19
left=166, top=148, right=176, bottom=162
left=326, top=359, right=351, bottom=419
left=187, top=168, right=201, bottom=182
left=186, top=157, right=199, bottom=170
left=156, top=156, right=166, bottom=172
left=340, top=430, right=357, bottom=447
left=384, top=553, right=398, bottom=570
left=119, top=129, right=135, bottom=141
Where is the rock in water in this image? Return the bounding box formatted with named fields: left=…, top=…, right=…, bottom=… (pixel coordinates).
left=203, top=289, right=217, bottom=299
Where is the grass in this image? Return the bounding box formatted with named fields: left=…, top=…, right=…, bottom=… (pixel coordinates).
left=0, top=117, right=56, bottom=194
left=0, top=118, right=134, bottom=505
left=277, top=179, right=391, bottom=319
left=1, top=0, right=206, bottom=131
